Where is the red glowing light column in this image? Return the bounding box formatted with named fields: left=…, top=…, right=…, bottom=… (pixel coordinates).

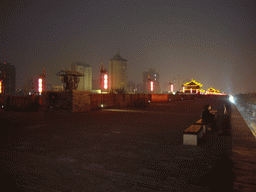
left=38, top=78, right=43, bottom=93
left=150, top=81, right=154, bottom=92
left=103, top=74, right=108, bottom=90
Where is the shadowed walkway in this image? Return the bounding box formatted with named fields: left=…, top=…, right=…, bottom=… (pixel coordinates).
left=0, top=97, right=255, bottom=191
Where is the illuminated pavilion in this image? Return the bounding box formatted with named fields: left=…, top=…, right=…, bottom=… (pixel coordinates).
left=206, top=87, right=226, bottom=95
left=182, top=79, right=204, bottom=94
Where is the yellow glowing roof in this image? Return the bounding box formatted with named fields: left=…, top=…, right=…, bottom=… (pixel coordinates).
left=184, top=79, right=203, bottom=87
left=207, top=87, right=219, bottom=93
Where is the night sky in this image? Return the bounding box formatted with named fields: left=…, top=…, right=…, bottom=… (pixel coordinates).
left=1, top=0, right=256, bottom=94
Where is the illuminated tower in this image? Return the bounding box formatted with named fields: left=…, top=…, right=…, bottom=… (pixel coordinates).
left=109, top=52, right=127, bottom=93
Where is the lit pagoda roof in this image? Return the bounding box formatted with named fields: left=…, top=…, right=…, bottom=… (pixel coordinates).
left=183, top=79, right=203, bottom=87
left=207, top=87, right=219, bottom=93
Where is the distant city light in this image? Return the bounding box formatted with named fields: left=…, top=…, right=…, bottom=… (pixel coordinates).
left=150, top=81, right=153, bottom=91
left=229, top=95, right=235, bottom=104
left=0, top=81, right=2, bottom=93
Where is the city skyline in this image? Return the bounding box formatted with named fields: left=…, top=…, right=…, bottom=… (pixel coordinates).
left=1, top=0, right=255, bottom=94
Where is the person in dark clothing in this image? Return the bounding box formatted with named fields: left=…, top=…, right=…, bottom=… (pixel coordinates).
left=202, top=104, right=217, bottom=131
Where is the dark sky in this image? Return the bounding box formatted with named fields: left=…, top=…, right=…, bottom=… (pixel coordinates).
left=1, top=0, right=256, bottom=94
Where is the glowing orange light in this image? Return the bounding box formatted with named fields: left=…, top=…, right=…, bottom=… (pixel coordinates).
left=190, top=88, right=192, bottom=93
left=38, top=78, right=43, bottom=93
left=150, top=81, right=153, bottom=91
left=0, top=81, right=2, bottom=93
left=103, top=74, right=108, bottom=89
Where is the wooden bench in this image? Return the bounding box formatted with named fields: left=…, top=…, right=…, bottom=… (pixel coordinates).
left=194, top=119, right=207, bottom=134
left=183, top=125, right=204, bottom=146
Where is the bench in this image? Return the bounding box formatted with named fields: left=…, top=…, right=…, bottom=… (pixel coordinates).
left=194, top=119, right=207, bottom=134
left=183, top=125, right=204, bottom=146
left=183, top=109, right=218, bottom=146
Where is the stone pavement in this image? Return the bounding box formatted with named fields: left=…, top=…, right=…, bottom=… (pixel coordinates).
left=0, top=97, right=255, bottom=191
left=231, top=105, right=256, bottom=192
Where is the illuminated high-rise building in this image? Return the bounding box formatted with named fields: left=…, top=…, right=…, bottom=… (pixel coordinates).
left=70, top=61, right=92, bottom=91
left=143, top=68, right=160, bottom=93
left=109, top=53, right=127, bottom=93
left=0, top=62, right=16, bottom=95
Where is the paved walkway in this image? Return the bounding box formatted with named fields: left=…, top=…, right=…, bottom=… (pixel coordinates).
left=231, top=105, right=256, bottom=192
left=0, top=98, right=256, bottom=191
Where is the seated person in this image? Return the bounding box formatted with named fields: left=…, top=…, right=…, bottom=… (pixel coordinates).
left=202, top=104, right=217, bottom=130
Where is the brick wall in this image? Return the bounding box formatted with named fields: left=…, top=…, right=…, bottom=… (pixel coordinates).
left=42, top=92, right=218, bottom=113
left=72, top=91, right=91, bottom=112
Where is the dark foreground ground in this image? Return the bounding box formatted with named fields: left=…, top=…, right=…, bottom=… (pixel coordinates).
left=0, top=96, right=255, bottom=191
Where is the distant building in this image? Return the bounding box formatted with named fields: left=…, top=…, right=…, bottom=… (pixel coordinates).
left=109, top=53, right=128, bottom=93
left=183, top=79, right=203, bottom=94
left=127, top=81, right=136, bottom=93
left=0, top=62, right=16, bottom=95
left=143, top=68, right=161, bottom=93
left=206, top=87, right=221, bottom=95
left=70, top=61, right=92, bottom=91
left=161, top=81, right=175, bottom=94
